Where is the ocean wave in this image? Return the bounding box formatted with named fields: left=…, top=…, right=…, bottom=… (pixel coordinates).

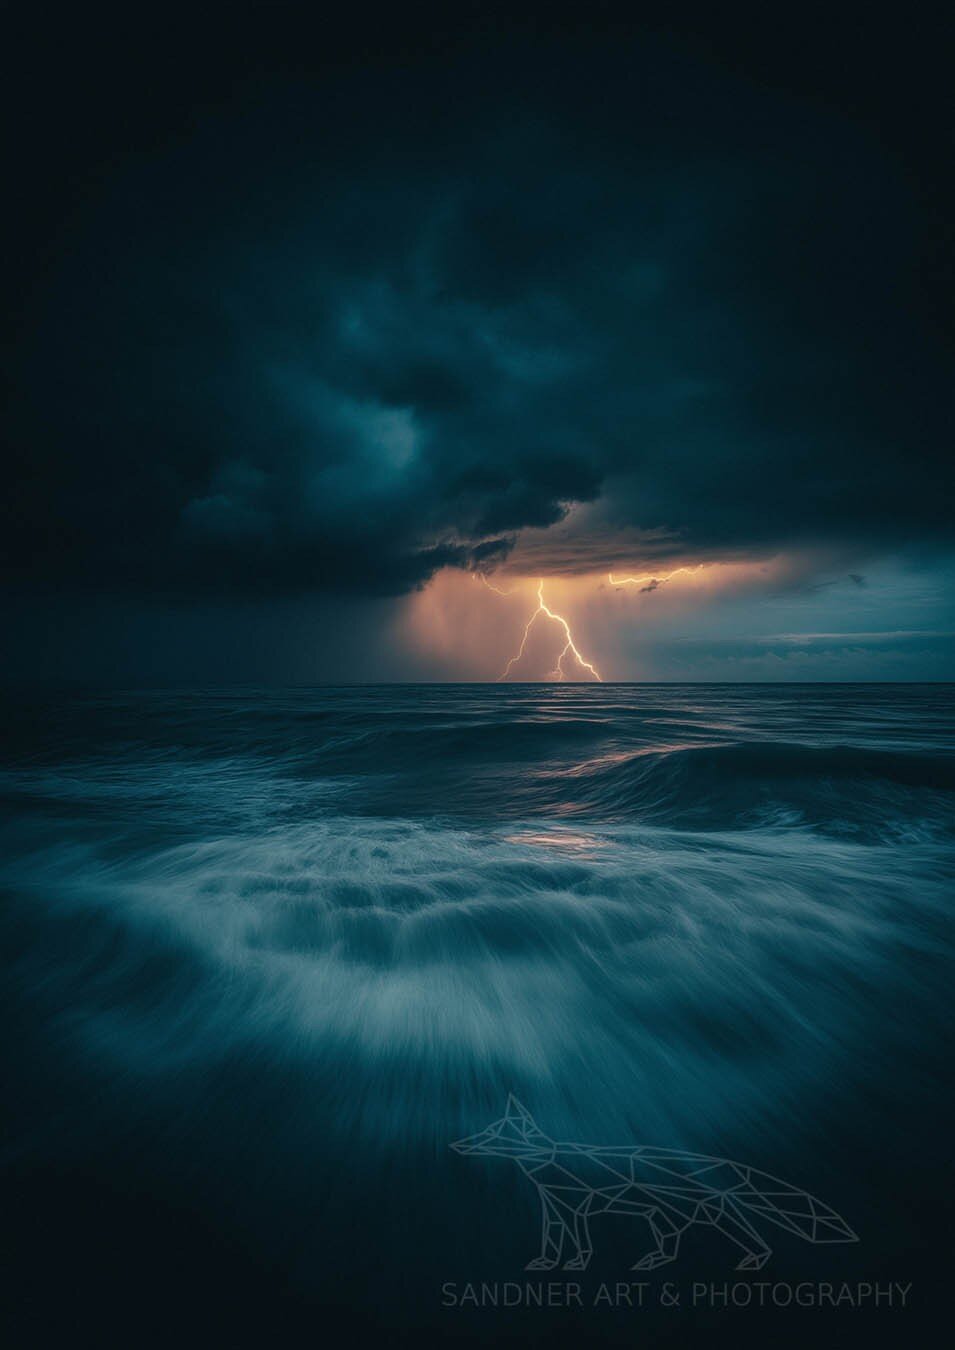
left=4, top=685, right=955, bottom=1339
left=4, top=808, right=952, bottom=1153
left=552, top=741, right=955, bottom=836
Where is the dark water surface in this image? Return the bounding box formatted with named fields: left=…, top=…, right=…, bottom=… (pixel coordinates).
left=2, top=685, right=953, bottom=1346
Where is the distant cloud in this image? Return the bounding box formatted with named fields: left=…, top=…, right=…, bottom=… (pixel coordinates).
left=758, top=630, right=955, bottom=645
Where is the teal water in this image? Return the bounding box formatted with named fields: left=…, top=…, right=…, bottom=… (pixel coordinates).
left=2, top=684, right=953, bottom=1346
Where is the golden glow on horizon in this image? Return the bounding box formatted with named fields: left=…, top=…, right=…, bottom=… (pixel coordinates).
left=405, top=557, right=776, bottom=680
left=494, top=577, right=602, bottom=682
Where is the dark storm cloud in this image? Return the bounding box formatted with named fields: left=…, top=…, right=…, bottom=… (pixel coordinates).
left=4, top=8, right=953, bottom=599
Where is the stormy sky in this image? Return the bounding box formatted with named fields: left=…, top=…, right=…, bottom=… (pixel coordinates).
left=3, top=5, right=953, bottom=681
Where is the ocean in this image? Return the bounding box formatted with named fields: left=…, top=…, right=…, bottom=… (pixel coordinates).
left=2, top=684, right=953, bottom=1347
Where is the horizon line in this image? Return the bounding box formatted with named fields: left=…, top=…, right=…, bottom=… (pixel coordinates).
left=4, top=679, right=953, bottom=691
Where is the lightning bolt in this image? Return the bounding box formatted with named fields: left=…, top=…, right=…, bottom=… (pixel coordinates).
left=609, top=564, right=705, bottom=589
left=472, top=564, right=706, bottom=681
left=475, top=572, right=516, bottom=597
left=493, top=577, right=602, bottom=682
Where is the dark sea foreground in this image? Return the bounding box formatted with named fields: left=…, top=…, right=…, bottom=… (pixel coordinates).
left=2, top=684, right=953, bottom=1348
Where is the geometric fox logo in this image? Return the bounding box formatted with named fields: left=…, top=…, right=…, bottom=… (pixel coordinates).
left=451, top=1096, right=858, bottom=1272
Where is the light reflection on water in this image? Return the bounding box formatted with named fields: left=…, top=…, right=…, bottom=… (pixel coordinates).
left=501, top=826, right=613, bottom=857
